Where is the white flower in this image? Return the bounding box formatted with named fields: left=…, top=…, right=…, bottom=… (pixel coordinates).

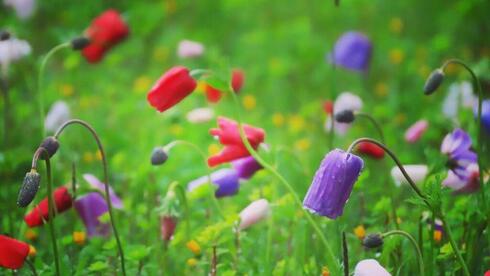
left=324, top=92, right=363, bottom=135
left=442, top=81, right=476, bottom=120
left=177, top=40, right=204, bottom=58
left=186, top=107, right=214, bottom=124
left=3, top=0, right=36, bottom=19
left=390, top=164, right=428, bottom=186
left=44, top=101, right=70, bottom=133
left=0, top=36, right=31, bottom=69
left=238, top=199, right=270, bottom=230
left=354, top=259, right=391, bottom=276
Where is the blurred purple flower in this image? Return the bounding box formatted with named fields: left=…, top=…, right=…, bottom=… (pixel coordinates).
left=442, top=81, right=476, bottom=120
left=44, top=101, right=70, bottom=133
left=3, top=0, right=35, bottom=20
left=232, top=156, right=262, bottom=179
left=187, top=168, right=240, bottom=198
left=303, top=149, right=363, bottom=219
left=177, top=40, right=204, bottom=58
left=442, top=163, right=479, bottom=193
left=327, top=31, right=372, bottom=72
left=354, top=259, right=391, bottom=276
left=74, top=192, right=110, bottom=237
left=404, top=119, right=428, bottom=143
left=474, top=99, right=490, bottom=133
left=83, top=174, right=123, bottom=209
left=0, top=35, right=31, bottom=70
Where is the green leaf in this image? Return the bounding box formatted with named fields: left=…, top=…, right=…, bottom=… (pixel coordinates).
left=88, top=261, right=108, bottom=272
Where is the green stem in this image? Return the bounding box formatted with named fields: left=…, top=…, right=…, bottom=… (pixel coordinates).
left=383, top=230, right=424, bottom=276
left=54, top=119, right=126, bottom=275
left=37, top=43, right=70, bottom=137
left=438, top=211, right=470, bottom=276
left=228, top=87, right=341, bottom=275
left=355, top=112, right=385, bottom=143
left=25, top=259, right=38, bottom=276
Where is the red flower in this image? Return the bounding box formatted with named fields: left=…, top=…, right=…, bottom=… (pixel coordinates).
left=208, top=117, right=265, bottom=167
left=231, top=69, right=244, bottom=93
left=205, top=84, right=222, bottom=103
left=24, top=186, right=73, bottom=228
left=356, top=141, right=385, bottom=159
left=82, top=9, right=129, bottom=63
left=147, top=66, right=197, bottom=112
left=323, top=100, right=333, bottom=115
left=160, top=216, right=177, bottom=241
left=0, top=235, right=30, bottom=269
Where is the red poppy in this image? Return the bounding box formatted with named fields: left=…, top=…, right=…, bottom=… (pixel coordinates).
left=231, top=69, right=244, bottom=93
left=24, top=186, right=73, bottom=228
left=0, top=235, right=30, bottom=269
left=160, top=216, right=177, bottom=241
left=82, top=9, right=129, bottom=63
left=147, top=66, right=197, bottom=112
left=323, top=100, right=333, bottom=115
left=205, top=84, right=222, bottom=103
left=208, top=117, right=265, bottom=167
left=356, top=141, right=385, bottom=159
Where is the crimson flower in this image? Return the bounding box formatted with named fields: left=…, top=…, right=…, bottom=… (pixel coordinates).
left=82, top=9, right=129, bottom=63
left=147, top=66, right=197, bottom=112
left=205, top=84, right=222, bottom=103
left=0, top=235, right=29, bottom=269
left=208, top=117, right=265, bottom=167
left=356, top=141, right=385, bottom=159
left=24, top=186, right=73, bottom=227
left=231, top=69, right=244, bottom=93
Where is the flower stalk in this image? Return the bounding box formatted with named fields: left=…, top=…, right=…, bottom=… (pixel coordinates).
left=382, top=230, right=424, bottom=276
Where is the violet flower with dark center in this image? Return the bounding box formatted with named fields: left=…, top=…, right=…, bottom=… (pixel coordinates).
left=232, top=156, right=263, bottom=180
left=74, top=192, right=110, bottom=237
left=327, top=31, right=372, bottom=72
left=303, top=149, right=363, bottom=219
left=187, top=168, right=240, bottom=198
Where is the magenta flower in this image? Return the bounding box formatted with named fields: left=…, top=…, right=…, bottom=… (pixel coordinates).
left=74, top=192, right=110, bottom=237
left=232, top=156, right=263, bottom=180
left=404, top=119, right=428, bottom=143
left=187, top=169, right=240, bottom=198
left=83, top=174, right=123, bottom=209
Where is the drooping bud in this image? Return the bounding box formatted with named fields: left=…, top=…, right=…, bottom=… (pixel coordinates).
left=17, top=170, right=41, bottom=207
left=71, top=37, right=90, bottom=50
left=362, top=233, right=384, bottom=249
left=39, top=136, right=60, bottom=159
left=0, top=30, right=11, bottom=41
left=334, top=109, right=355, bottom=123
left=151, top=147, right=168, bottom=165
left=423, top=69, right=444, bottom=95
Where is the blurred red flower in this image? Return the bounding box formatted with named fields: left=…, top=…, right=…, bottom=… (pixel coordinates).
left=208, top=117, right=265, bottom=167
left=160, top=216, right=177, bottom=241
left=231, top=69, right=244, bottom=93
left=205, top=84, right=222, bottom=103
left=0, top=235, right=29, bottom=269
left=356, top=141, right=385, bottom=159
left=24, top=186, right=73, bottom=228
left=147, top=66, right=197, bottom=112
left=82, top=9, right=129, bottom=63
left=323, top=100, right=333, bottom=115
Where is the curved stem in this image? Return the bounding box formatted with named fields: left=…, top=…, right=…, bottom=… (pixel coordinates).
left=37, top=43, right=70, bottom=137
left=383, top=230, right=424, bottom=276
left=53, top=119, right=126, bottom=275
left=355, top=112, right=385, bottom=143
left=164, top=140, right=225, bottom=219
left=228, top=86, right=341, bottom=275
left=32, top=147, right=60, bottom=276
left=438, top=211, right=471, bottom=276
left=25, top=259, right=38, bottom=276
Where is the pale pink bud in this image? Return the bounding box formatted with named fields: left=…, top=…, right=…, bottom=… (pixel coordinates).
left=404, top=119, right=428, bottom=143
left=238, top=199, right=269, bottom=230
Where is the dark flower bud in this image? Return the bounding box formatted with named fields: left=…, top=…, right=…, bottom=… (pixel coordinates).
left=423, top=69, right=444, bottom=95
left=362, top=233, right=384, bottom=249
left=39, top=136, right=60, bottom=159
left=151, top=147, right=168, bottom=165
left=0, top=30, right=11, bottom=41
left=334, top=109, right=355, bottom=123
left=71, top=37, right=90, bottom=50
left=17, top=170, right=41, bottom=207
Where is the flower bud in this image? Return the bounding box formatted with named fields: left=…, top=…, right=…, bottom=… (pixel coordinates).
left=39, top=136, right=60, bottom=159
left=0, top=30, right=11, bottom=41
left=71, top=37, right=90, bottom=50
left=423, top=69, right=444, bottom=95
left=362, top=233, right=384, bottom=249
left=334, top=109, right=355, bottom=123
left=151, top=147, right=168, bottom=165
left=17, top=170, right=41, bottom=207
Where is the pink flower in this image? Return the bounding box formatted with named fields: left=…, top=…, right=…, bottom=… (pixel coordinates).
left=177, top=40, right=204, bottom=58
left=442, top=163, right=480, bottom=194
left=354, top=259, right=391, bottom=276
left=404, top=120, right=428, bottom=143
left=238, top=199, right=270, bottom=230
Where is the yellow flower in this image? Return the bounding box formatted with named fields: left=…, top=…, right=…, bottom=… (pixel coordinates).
left=375, top=82, right=388, bottom=97
left=322, top=266, right=330, bottom=276
left=153, top=46, right=169, bottom=62
left=288, top=115, right=305, bottom=133
left=389, top=49, right=405, bottom=65
left=186, top=258, right=198, bottom=267
left=60, top=84, right=74, bottom=97
left=208, top=143, right=220, bottom=156
left=170, top=124, right=184, bottom=136
left=294, top=138, right=311, bottom=151
left=83, top=152, right=94, bottom=163
left=186, top=240, right=201, bottom=255
left=196, top=81, right=207, bottom=94
left=418, top=65, right=430, bottom=79
left=24, top=229, right=38, bottom=241
left=133, top=76, right=152, bottom=94
left=434, top=230, right=442, bottom=243
left=354, top=225, right=366, bottom=240
left=272, top=113, right=285, bottom=127
left=28, top=245, right=36, bottom=257
left=242, top=95, right=256, bottom=110
left=389, top=17, right=403, bottom=34
left=73, top=231, right=86, bottom=245
left=94, top=150, right=102, bottom=161
left=395, top=113, right=407, bottom=124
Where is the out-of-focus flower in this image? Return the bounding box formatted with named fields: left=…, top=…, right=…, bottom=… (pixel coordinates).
left=44, top=101, right=70, bottom=133
left=231, top=69, right=245, bottom=93
left=242, top=94, right=256, bottom=110
left=208, top=117, right=265, bottom=167
left=28, top=245, right=36, bottom=257
left=327, top=31, right=372, bottom=72
left=74, top=192, right=110, bottom=237
left=354, top=259, right=391, bottom=276
left=187, top=169, right=240, bottom=198
left=324, top=92, right=363, bottom=135
left=204, top=84, right=222, bottom=103
left=356, top=141, right=384, bottom=159
left=24, top=186, right=72, bottom=227
left=0, top=234, right=29, bottom=269
left=177, top=40, right=204, bottom=58
left=24, top=229, right=37, bottom=241
left=474, top=99, right=490, bottom=133
left=186, top=240, right=201, bottom=255
left=390, top=164, right=428, bottom=186
left=354, top=225, right=366, bottom=239
left=442, top=163, right=479, bottom=193
left=147, top=66, right=197, bottom=112
left=323, top=100, right=333, bottom=115
left=442, top=81, right=476, bottom=119
left=272, top=113, right=285, bottom=127
left=362, top=233, right=384, bottom=249
left=73, top=231, right=86, bottom=245
left=186, top=258, right=198, bottom=267
left=321, top=266, right=330, bottom=276
left=0, top=35, right=31, bottom=70
left=288, top=115, right=306, bottom=133
left=303, top=149, right=364, bottom=219
left=404, top=120, right=428, bottom=143
left=375, top=82, right=388, bottom=97
left=238, top=199, right=270, bottom=230
left=3, top=0, right=35, bottom=20
left=82, top=9, right=129, bottom=63
left=186, top=107, right=214, bottom=124
left=83, top=174, right=123, bottom=209
left=160, top=216, right=177, bottom=241
left=389, top=17, right=403, bottom=34
left=389, top=48, right=404, bottom=64
left=232, top=156, right=262, bottom=180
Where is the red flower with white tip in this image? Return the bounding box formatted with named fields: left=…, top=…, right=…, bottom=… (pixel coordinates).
left=24, top=186, right=72, bottom=227
left=0, top=235, right=29, bottom=269
left=356, top=141, right=385, bottom=159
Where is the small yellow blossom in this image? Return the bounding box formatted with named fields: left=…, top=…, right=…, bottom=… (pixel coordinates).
left=170, top=124, right=184, bottom=136
left=389, top=49, right=405, bottom=65
left=83, top=152, right=94, bottom=163
left=195, top=81, right=207, bottom=94
left=186, top=258, right=198, bottom=267
left=73, top=231, right=86, bottom=245
left=60, top=84, right=74, bottom=97
left=434, top=230, right=442, bottom=243
left=395, top=113, right=407, bottom=124
left=242, top=95, right=256, bottom=110
left=133, top=76, right=152, bottom=94
left=186, top=240, right=201, bottom=255
left=272, top=113, right=285, bottom=127
left=79, top=97, right=92, bottom=110
left=153, top=46, right=169, bottom=62
left=94, top=150, right=102, bottom=161
left=25, top=229, right=38, bottom=241
left=418, top=65, right=430, bottom=79
left=321, top=266, right=330, bottom=276
left=294, top=138, right=311, bottom=151
left=28, top=245, right=36, bottom=257
left=288, top=115, right=305, bottom=133
left=375, top=82, right=388, bottom=97
left=354, top=225, right=366, bottom=240
left=208, top=143, right=220, bottom=156
left=389, top=17, right=403, bottom=34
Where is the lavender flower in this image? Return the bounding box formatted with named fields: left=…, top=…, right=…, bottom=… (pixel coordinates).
left=74, top=192, right=110, bottom=237
left=187, top=169, right=240, bottom=198
left=238, top=199, right=270, bottom=230
left=354, top=259, right=391, bottom=276
left=474, top=99, right=490, bottom=133
left=327, top=31, right=372, bottom=72
left=83, top=174, right=123, bottom=209
left=177, top=40, right=204, bottom=58
left=45, top=101, right=70, bottom=133
left=3, top=0, right=36, bottom=20
left=303, top=149, right=363, bottom=219
left=0, top=35, right=31, bottom=70
left=232, top=156, right=263, bottom=180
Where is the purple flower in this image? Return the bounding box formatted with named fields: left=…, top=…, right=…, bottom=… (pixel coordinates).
left=303, top=149, right=363, bottom=219
left=187, top=169, right=240, bottom=198
left=74, top=193, right=110, bottom=237
left=83, top=174, right=123, bottom=209
left=232, top=156, right=263, bottom=179
left=474, top=99, right=490, bottom=133
left=327, top=31, right=372, bottom=72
